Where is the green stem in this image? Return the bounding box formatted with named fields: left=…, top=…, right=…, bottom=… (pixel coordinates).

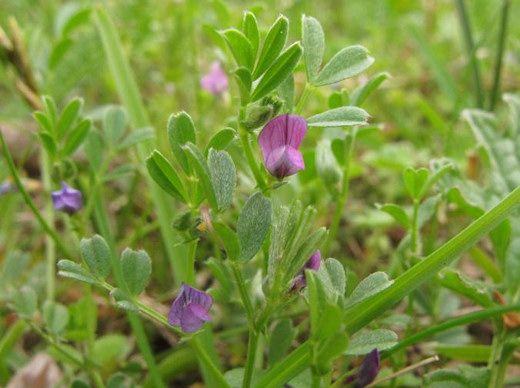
left=325, top=130, right=356, bottom=254
left=186, top=239, right=198, bottom=286
left=488, top=320, right=507, bottom=387
left=469, top=245, right=502, bottom=283
left=454, top=0, right=484, bottom=108
left=243, top=331, right=259, bottom=388
left=0, top=131, right=74, bottom=260
left=191, top=336, right=231, bottom=388
left=489, top=0, right=511, bottom=111
left=230, top=263, right=255, bottom=324
left=344, top=185, right=520, bottom=334
left=0, top=320, right=26, bottom=362
left=410, top=198, right=420, bottom=255
left=41, top=150, right=56, bottom=302
left=295, top=83, right=314, bottom=115
left=238, top=106, right=267, bottom=191
left=383, top=304, right=520, bottom=358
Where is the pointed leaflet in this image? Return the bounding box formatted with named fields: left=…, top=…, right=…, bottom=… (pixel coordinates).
left=307, top=106, right=368, bottom=127
left=253, top=15, right=289, bottom=79
left=302, top=15, right=324, bottom=81
left=57, top=97, right=83, bottom=140
left=221, top=28, right=254, bottom=70
left=183, top=142, right=219, bottom=211
left=237, top=192, right=272, bottom=262
left=63, top=118, right=91, bottom=156
left=251, top=42, right=302, bottom=102
left=242, top=12, right=259, bottom=55
left=168, top=111, right=197, bottom=175
left=314, top=45, right=374, bottom=86
left=146, top=150, right=188, bottom=203
left=103, top=106, right=127, bottom=147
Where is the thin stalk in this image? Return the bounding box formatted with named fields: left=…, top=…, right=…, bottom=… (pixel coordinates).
left=238, top=106, right=267, bottom=191
left=344, top=184, right=520, bottom=334
left=186, top=239, right=198, bottom=286
left=230, top=263, right=255, bottom=324
left=191, top=336, right=231, bottom=388
left=383, top=304, right=520, bottom=358
left=454, top=0, right=484, bottom=108
left=488, top=320, right=507, bottom=388
left=489, top=0, right=511, bottom=111
left=410, top=198, right=420, bottom=255
left=295, top=83, right=314, bottom=115
left=325, top=130, right=356, bottom=254
left=242, top=331, right=259, bottom=388
left=41, top=150, right=56, bottom=301
left=469, top=245, right=502, bottom=283
left=0, top=320, right=26, bottom=361
left=366, top=355, right=439, bottom=387
left=0, top=131, right=74, bottom=260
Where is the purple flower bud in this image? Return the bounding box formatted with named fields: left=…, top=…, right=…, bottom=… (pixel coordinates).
left=354, top=348, right=380, bottom=387
left=290, top=250, right=321, bottom=291
left=168, top=283, right=213, bottom=333
left=200, top=62, right=229, bottom=95
left=258, top=114, right=307, bottom=179
left=0, top=181, right=17, bottom=195
left=51, top=182, right=82, bottom=214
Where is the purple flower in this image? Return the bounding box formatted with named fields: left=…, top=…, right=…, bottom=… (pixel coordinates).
left=258, top=114, right=307, bottom=179
left=291, top=250, right=321, bottom=291
left=0, top=181, right=17, bottom=195
left=168, top=283, right=213, bottom=333
left=200, top=62, right=229, bottom=95
left=345, top=349, right=380, bottom=387
left=51, top=182, right=82, bottom=214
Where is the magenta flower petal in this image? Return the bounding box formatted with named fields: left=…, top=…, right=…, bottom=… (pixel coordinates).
left=200, top=62, right=229, bottom=95
left=51, top=182, right=82, bottom=214
left=356, top=348, right=380, bottom=387
left=168, top=283, right=213, bottom=333
left=265, top=146, right=305, bottom=178
left=290, top=250, right=322, bottom=291
left=258, top=114, right=307, bottom=179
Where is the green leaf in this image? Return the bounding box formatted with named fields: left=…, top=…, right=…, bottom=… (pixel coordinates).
left=85, top=130, right=104, bottom=170
left=403, top=167, right=430, bottom=200
left=425, top=365, right=490, bottom=388
left=146, top=150, right=188, bottom=203
left=110, top=288, right=139, bottom=312
left=242, top=12, right=259, bottom=56
left=104, top=106, right=127, bottom=147
left=208, top=149, right=236, bottom=212
left=253, top=15, right=289, bottom=78
left=213, top=222, right=240, bottom=260
left=316, top=140, right=341, bottom=195
left=233, top=67, right=252, bottom=102
left=314, top=302, right=342, bottom=341
left=237, top=192, right=272, bottom=262
left=42, top=95, right=58, bottom=125
left=117, top=127, right=154, bottom=150
left=63, top=118, right=91, bottom=156
left=307, top=270, right=328, bottom=335
left=347, top=271, right=393, bottom=307
left=315, top=333, right=349, bottom=374
left=9, top=286, right=37, bottom=319
left=183, top=142, right=218, bottom=211
left=307, top=106, right=369, bottom=127
left=103, top=163, right=134, bottom=182
left=1, top=251, right=30, bottom=283
left=323, top=258, right=346, bottom=297
left=43, top=301, right=69, bottom=334
left=57, top=97, right=83, bottom=140
left=57, top=259, right=98, bottom=285
left=350, top=72, right=390, bottom=107
left=120, top=248, right=152, bottom=296
left=251, top=42, right=302, bottom=102
left=268, top=319, right=295, bottom=366
left=49, top=37, right=73, bottom=69
left=204, top=128, right=236, bottom=156
left=378, top=203, right=410, bottom=228
left=438, top=270, right=493, bottom=307
left=302, top=15, right=324, bottom=81
left=61, top=8, right=91, bottom=36
left=314, top=45, right=374, bottom=86
left=79, top=235, right=112, bottom=279
left=167, top=112, right=196, bottom=174
left=92, top=334, right=133, bottom=372
left=345, top=329, right=398, bottom=355
left=277, top=74, right=294, bottom=112
left=37, top=132, right=57, bottom=160
left=418, top=194, right=441, bottom=228
left=221, top=28, right=254, bottom=70
left=435, top=345, right=491, bottom=362
left=34, top=111, right=54, bottom=133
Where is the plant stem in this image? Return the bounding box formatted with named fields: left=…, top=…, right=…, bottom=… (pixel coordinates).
left=325, top=129, right=356, bottom=254
left=243, top=330, right=259, bottom=388
left=410, top=198, right=420, bottom=255
left=488, top=320, right=507, bottom=387
left=41, top=150, right=56, bottom=302
left=344, top=184, right=520, bottom=334
left=230, top=263, right=255, bottom=324
left=383, top=304, right=520, bottom=358
left=0, top=131, right=74, bottom=261
left=238, top=106, right=267, bottom=191
left=295, top=83, right=314, bottom=115
left=489, top=0, right=511, bottom=111
left=191, top=336, right=231, bottom=388
left=454, top=0, right=484, bottom=108
left=186, top=239, right=198, bottom=286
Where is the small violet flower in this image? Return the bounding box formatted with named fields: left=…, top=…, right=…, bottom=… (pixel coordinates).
left=168, top=283, right=213, bottom=333
left=258, top=114, right=307, bottom=179
left=200, top=62, right=229, bottom=95
left=0, top=181, right=17, bottom=195
left=291, top=250, right=321, bottom=291
left=51, top=182, right=82, bottom=215
left=345, top=348, right=380, bottom=387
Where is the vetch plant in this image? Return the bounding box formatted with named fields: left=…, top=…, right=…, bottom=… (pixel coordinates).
left=1, top=3, right=520, bottom=388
